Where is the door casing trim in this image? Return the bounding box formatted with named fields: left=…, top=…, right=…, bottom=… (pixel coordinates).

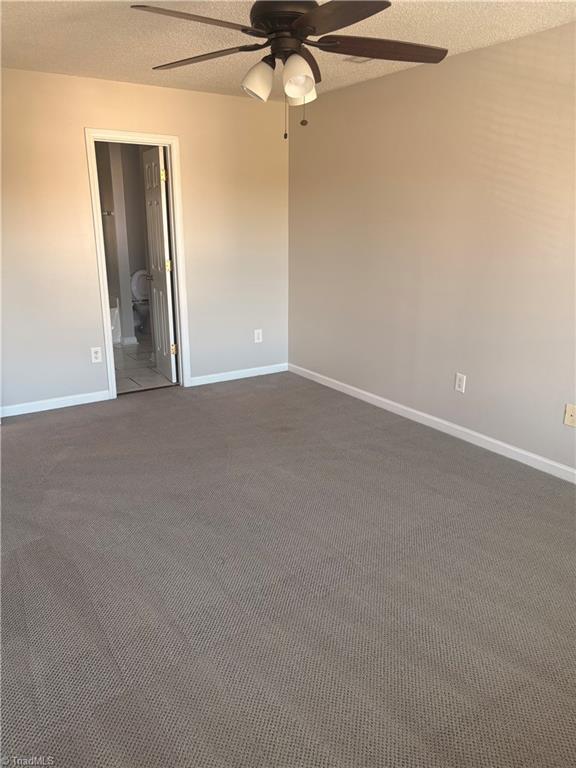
left=85, top=128, right=191, bottom=399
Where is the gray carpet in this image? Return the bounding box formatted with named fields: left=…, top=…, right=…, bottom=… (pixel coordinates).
left=2, top=372, right=575, bottom=768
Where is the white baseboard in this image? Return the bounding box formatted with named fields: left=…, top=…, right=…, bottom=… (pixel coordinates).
left=185, top=363, right=288, bottom=388
left=2, top=365, right=288, bottom=417
left=121, top=336, right=138, bottom=346
left=1, top=390, right=111, bottom=418
left=288, top=364, right=576, bottom=484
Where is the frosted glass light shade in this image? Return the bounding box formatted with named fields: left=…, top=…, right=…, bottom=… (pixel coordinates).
left=282, top=53, right=315, bottom=98
left=242, top=59, right=275, bottom=101
left=287, top=87, right=318, bottom=107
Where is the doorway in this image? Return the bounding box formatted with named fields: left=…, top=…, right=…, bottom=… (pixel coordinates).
left=86, top=130, right=190, bottom=398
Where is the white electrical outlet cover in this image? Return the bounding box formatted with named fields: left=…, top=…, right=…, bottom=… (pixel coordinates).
left=91, top=347, right=103, bottom=363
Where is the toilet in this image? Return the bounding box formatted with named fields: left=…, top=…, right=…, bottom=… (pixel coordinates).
left=131, top=269, right=150, bottom=334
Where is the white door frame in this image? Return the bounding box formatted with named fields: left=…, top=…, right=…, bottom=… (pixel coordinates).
left=85, top=128, right=191, bottom=399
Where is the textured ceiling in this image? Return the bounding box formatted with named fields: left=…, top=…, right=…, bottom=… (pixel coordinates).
left=2, top=1, right=575, bottom=98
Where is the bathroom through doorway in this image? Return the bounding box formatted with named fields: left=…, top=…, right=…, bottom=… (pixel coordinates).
left=94, top=140, right=179, bottom=394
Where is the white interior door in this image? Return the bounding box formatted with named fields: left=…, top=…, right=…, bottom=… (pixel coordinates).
left=143, top=146, right=177, bottom=382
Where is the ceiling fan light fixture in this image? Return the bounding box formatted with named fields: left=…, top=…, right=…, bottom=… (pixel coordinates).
left=282, top=53, right=315, bottom=98
left=287, top=87, right=318, bottom=107
left=135, top=3, right=448, bottom=113
left=241, top=56, right=276, bottom=101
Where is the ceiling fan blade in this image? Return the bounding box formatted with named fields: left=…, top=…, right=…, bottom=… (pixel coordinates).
left=316, top=35, right=448, bottom=63
left=131, top=5, right=267, bottom=38
left=153, top=44, right=267, bottom=71
left=299, top=47, right=322, bottom=83
left=293, top=1, right=390, bottom=36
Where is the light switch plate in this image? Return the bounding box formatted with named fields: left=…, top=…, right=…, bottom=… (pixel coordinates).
left=564, top=403, right=576, bottom=427
left=454, top=372, right=466, bottom=394
left=254, top=329, right=263, bottom=344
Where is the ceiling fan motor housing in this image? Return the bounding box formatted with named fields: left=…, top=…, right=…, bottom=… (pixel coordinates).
left=250, top=1, right=319, bottom=60
left=250, top=1, right=318, bottom=33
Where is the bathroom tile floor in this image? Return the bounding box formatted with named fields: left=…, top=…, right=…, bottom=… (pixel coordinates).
left=114, top=334, right=174, bottom=394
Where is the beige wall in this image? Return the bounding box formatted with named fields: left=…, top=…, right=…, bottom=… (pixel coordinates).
left=289, top=24, right=575, bottom=468
left=2, top=69, right=288, bottom=406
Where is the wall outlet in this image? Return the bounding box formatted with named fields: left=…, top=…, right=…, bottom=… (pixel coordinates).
left=454, top=372, right=466, bottom=394
left=254, top=329, right=263, bottom=344
left=90, top=346, right=103, bottom=364
left=564, top=403, right=576, bottom=427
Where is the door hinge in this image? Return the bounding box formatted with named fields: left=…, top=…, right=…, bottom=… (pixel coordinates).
left=160, top=168, right=167, bottom=182
left=170, top=343, right=178, bottom=355
left=165, top=260, right=172, bottom=272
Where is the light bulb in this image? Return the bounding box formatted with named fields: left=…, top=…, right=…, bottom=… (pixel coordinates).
left=242, top=57, right=275, bottom=102
left=287, top=87, right=318, bottom=107
left=282, top=53, right=315, bottom=98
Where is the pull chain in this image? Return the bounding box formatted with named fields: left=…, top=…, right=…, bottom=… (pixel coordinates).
left=300, top=95, right=308, bottom=127
left=283, top=94, right=288, bottom=140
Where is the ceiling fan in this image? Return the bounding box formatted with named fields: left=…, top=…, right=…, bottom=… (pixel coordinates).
left=132, top=1, right=448, bottom=105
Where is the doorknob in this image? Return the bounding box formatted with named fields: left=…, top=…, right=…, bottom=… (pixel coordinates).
left=145, top=274, right=154, bottom=281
